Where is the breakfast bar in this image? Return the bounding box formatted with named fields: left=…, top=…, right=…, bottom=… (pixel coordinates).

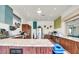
left=0, top=38, right=69, bottom=54
left=0, top=39, right=53, bottom=54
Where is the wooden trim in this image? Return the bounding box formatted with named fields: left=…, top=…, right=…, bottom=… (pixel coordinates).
left=63, top=8, right=79, bottom=22
left=64, top=14, right=79, bottom=22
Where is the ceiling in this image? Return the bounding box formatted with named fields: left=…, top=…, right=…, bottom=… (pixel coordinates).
left=10, top=5, right=72, bottom=21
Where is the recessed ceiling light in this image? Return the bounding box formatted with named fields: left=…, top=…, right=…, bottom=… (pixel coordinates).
left=37, top=8, right=42, bottom=14
left=37, top=10, right=42, bottom=14
left=54, top=8, right=56, bottom=10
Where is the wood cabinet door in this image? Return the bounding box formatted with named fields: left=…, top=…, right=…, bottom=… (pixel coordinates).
left=23, top=47, right=52, bottom=54
left=0, top=46, right=2, bottom=54
left=59, top=38, right=65, bottom=47
left=23, top=47, right=37, bottom=54
left=51, top=36, right=56, bottom=42
left=22, top=24, right=31, bottom=38
left=76, top=42, right=79, bottom=54
left=59, top=38, right=78, bottom=54
left=67, top=40, right=77, bottom=54
left=0, top=46, right=9, bottom=54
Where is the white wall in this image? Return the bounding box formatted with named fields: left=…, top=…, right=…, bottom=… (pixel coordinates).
left=10, top=14, right=22, bottom=36
left=0, top=23, right=9, bottom=31
left=62, top=6, right=79, bottom=20
left=54, top=6, right=79, bottom=36
left=22, top=20, right=54, bottom=38
left=37, top=21, right=54, bottom=34
left=8, top=9, right=22, bottom=36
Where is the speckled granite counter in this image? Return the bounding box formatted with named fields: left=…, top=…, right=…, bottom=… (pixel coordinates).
left=0, top=39, right=54, bottom=47
left=0, top=38, right=70, bottom=54
left=59, top=36, right=79, bottom=42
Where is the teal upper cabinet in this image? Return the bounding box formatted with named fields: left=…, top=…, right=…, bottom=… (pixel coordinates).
left=33, top=21, right=37, bottom=29
left=0, top=5, right=5, bottom=23
left=5, top=5, right=13, bottom=25
left=0, top=5, right=13, bottom=25
left=13, top=14, right=21, bottom=23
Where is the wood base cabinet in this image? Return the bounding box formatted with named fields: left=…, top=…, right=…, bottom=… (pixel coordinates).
left=23, top=47, right=52, bottom=54
left=0, top=46, right=9, bottom=54
left=59, top=38, right=78, bottom=54
left=0, top=46, right=52, bottom=54
left=50, top=36, right=79, bottom=54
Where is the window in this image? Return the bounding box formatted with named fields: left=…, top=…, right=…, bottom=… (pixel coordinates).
left=66, top=18, right=79, bottom=38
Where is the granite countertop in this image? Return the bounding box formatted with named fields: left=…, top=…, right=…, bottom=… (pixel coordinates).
left=56, top=35, right=79, bottom=42
left=61, top=36, right=79, bottom=42
left=0, top=38, right=54, bottom=47
left=0, top=38, right=70, bottom=54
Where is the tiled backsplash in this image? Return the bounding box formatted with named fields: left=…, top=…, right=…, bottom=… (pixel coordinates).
left=0, top=23, right=9, bottom=31
left=0, top=23, right=21, bottom=36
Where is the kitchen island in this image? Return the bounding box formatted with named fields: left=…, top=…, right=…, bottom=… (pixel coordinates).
left=0, top=39, right=53, bottom=54
left=0, top=38, right=69, bottom=54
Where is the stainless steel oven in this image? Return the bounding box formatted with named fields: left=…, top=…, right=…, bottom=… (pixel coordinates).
left=10, top=48, right=23, bottom=54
